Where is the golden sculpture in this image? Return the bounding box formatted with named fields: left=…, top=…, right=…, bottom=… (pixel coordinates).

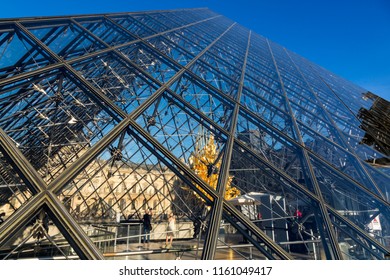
left=188, top=129, right=240, bottom=201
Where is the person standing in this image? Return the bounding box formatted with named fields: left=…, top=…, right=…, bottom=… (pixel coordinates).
left=142, top=208, right=152, bottom=243
left=294, top=209, right=303, bottom=219
left=165, top=213, right=176, bottom=248
left=193, top=218, right=201, bottom=239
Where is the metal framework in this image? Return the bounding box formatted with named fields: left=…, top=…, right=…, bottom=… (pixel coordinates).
left=0, top=8, right=389, bottom=260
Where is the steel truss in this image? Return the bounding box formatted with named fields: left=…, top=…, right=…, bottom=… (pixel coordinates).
left=0, top=8, right=389, bottom=260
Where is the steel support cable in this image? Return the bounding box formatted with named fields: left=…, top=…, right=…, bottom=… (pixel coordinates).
left=0, top=180, right=104, bottom=259
left=2, top=222, right=45, bottom=260
left=0, top=34, right=12, bottom=63
left=17, top=29, right=46, bottom=70
left=0, top=198, right=99, bottom=259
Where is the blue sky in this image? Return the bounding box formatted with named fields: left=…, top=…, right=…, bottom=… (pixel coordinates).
left=1, top=0, right=389, bottom=100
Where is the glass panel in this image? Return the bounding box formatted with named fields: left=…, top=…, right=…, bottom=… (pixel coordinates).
left=132, top=14, right=170, bottom=33
left=71, top=51, right=158, bottom=114
left=0, top=24, right=53, bottom=80
left=310, top=155, right=390, bottom=234
left=0, top=153, right=33, bottom=223
left=109, top=15, right=155, bottom=38
left=240, top=88, right=295, bottom=138
left=23, top=20, right=105, bottom=60
left=364, top=165, right=390, bottom=202
left=330, top=212, right=387, bottom=260
left=301, top=124, right=382, bottom=196
left=165, top=28, right=209, bottom=51
left=0, top=8, right=388, bottom=261
left=184, top=20, right=223, bottom=46
left=58, top=128, right=210, bottom=259
left=247, top=33, right=274, bottom=69
left=242, top=75, right=289, bottom=114
left=216, top=219, right=268, bottom=260
left=0, top=69, right=120, bottom=183
left=212, top=25, right=249, bottom=62
left=190, top=61, right=239, bottom=99
left=136, top=91, right=228, bottom=191
left=291, top=102, right=344, bottom=145
left=76, top=17, right=136, bottom=46
left=170, top=74, right=234, bottom=131
left=147, top=13, right=183, bottom=29
left=198, top=51, right=242, bottom=82
left=0, top=209, right=79, bottom=260
left=146, top=35, right=195, bottom=66
left=236, top=111, right=311, bottom=189
left=163, top=31, right=203, bottom=57
left=228, top=143, right=336, bottom=259
left=119, top=42, right=178, bottom=83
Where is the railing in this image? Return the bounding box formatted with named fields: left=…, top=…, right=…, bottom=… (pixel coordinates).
left=6, top=219, right=383, bottom=260
left=93, top=224, right=193, bottom=252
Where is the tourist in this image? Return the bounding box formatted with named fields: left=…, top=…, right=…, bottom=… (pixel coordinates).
left=165, top=213, right=176, bottom=248
left=142, top=208, right=152, bottom=243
